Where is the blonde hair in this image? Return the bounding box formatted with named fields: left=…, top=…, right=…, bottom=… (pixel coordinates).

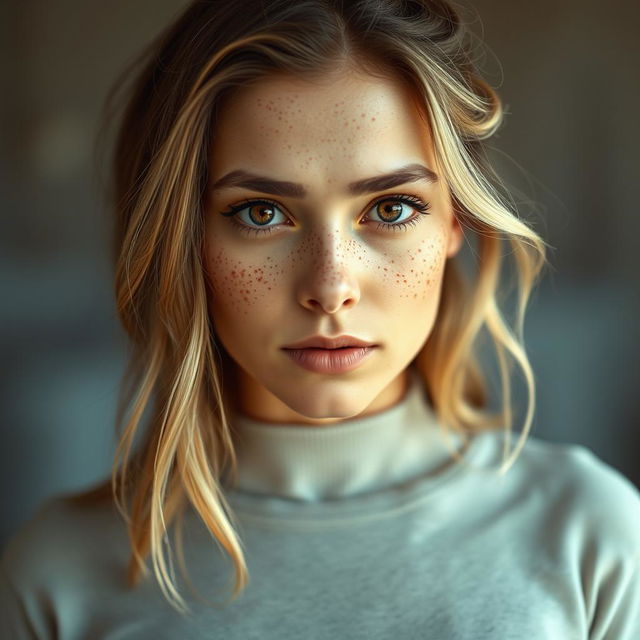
left=101, top=0, right=548, bottom=615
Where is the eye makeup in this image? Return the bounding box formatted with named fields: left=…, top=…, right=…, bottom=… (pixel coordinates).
left=219, top=193, right=432, bottom=237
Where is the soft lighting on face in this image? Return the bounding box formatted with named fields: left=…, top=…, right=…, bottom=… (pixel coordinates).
left=203, top=69, right=462, bottom=425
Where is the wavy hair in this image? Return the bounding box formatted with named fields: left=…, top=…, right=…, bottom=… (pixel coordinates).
left=100, top=0, right=548, bottom=614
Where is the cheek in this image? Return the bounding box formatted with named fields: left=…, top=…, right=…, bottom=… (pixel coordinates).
left=204, top=222, right=450, bottom=315
left=376, top=226, right=449, bottom=303
left=205, top=246, right=278, bottom=318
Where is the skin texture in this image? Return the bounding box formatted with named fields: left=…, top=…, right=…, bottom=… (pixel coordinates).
left=203, top=68, right=463, bottom=426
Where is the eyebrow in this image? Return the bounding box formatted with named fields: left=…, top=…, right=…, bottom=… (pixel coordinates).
left=209, top=163, right=439, bottom=198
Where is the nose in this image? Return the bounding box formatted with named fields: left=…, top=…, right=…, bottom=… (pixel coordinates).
left=296, top=231, right=362, bottom=315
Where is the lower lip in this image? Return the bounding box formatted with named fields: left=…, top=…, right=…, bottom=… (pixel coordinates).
left=282, top=346, right=376, bottom=374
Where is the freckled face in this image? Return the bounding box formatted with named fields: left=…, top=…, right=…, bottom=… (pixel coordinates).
left=203, top=69, right=463, bottom=425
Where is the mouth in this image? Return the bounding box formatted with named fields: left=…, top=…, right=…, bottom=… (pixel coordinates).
left=292, top=346, right=356, bottom=350
left=282, top=345, right=377, bottom=374
left=282, top=334, right=377, bottom=350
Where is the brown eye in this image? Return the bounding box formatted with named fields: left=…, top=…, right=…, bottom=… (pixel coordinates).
left=220, top=198, right=287, bottom=235
left=376, top=200, right=404, bottom=223
left=248, top=204, right=276, bottom=226
left=221, top=194, right=430, bottom=238
left=364, top=194, right=431, bottom=233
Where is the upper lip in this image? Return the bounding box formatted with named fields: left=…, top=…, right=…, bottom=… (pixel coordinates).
left=282, top=335, right=377, bottom=349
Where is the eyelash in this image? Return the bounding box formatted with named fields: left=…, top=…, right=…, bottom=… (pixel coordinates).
left=219, top=194, right=431, bottom=237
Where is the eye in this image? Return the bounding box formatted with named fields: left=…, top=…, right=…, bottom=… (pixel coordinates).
left=219, top=194, right=431, bottom=236
left=219, top=198, right=288, bottom=237
left=363, top=195, right=431, bottom=232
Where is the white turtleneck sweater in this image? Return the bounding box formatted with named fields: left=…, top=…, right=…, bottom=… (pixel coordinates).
left=2, top=369, right=639, bottom=639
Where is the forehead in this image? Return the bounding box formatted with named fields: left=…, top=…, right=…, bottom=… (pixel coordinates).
left=209, top=70, right=436, bottom=184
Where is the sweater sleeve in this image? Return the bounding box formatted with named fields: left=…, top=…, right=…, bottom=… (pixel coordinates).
left=571, top=448, right=640, bottom=640
left=588, top=549, right=640, bottom=640
left=0, top=561, right=39, bottom=640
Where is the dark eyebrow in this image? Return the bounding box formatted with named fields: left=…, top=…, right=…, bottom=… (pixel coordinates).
left=209, top=163, right=438, bottom=198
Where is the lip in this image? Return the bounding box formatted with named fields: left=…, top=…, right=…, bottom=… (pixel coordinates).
left=282, top=334, right=377, bottom=350
left=282, top=346, right=377, bottom=374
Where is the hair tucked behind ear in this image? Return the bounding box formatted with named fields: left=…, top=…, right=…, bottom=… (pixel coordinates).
left=99, top=0, right=549, bottom=614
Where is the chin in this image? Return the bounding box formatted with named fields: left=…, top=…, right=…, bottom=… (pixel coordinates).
left=276, top=386, right=373, bottom=424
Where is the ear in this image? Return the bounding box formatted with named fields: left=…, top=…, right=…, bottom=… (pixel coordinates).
left=445, top=214, right=464, bottom=258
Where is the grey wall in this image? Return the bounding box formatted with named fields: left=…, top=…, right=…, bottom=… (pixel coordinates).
left=1, top=0, right=638, bottom=548
left=461, top=0, right=640, bottom=478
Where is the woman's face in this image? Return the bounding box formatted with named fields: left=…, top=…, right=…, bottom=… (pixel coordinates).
left=203, top=68, right=463, bottom=425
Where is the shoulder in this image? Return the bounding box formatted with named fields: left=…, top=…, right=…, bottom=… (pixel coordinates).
left=1, top=484, right=127, bottom=593
left=523, top=435, right=639, bottom=521
left=478, top=430, right=640, bottom=552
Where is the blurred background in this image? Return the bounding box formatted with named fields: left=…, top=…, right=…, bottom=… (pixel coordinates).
left=1, top=0, right=638, bottom=548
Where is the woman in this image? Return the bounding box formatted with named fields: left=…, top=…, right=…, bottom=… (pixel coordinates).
left=2, top=0, right=639, bottom=637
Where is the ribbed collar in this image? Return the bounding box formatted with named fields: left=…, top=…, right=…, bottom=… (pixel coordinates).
left=223, top=368, right=464, bottom=502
